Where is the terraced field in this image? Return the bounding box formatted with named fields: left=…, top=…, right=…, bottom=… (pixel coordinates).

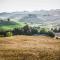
left=0, top=35, right=60, bottom=60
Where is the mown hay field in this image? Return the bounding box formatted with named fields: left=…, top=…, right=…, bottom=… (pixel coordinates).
left=0, top=35, right=60, bottom=60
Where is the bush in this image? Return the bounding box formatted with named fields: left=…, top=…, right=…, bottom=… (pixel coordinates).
left=0, top=35, right=4, bottom=37
left=23, top=25, right=31, bottom=35
left=31, top=28, right=38, bottom=35
left=40, top=28, right=48, bottom=34
left=12, top=28, right=23, bottom=35
left=47, top=31, right=55, bottom=38
left=6, top=32, right=13, bottom=37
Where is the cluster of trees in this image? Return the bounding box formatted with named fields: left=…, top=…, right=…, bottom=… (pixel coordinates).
left=53, top=28, right=60, bottom=32
left=40, top=28, right=55, bottom=37
left=0, top=25, right=55, bottom=38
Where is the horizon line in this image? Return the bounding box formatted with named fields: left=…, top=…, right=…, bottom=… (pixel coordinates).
left=0, top=9, right=60, bottom=13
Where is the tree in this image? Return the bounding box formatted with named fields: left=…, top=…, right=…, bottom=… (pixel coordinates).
left=58, top=28, right=60, bottom=32
left=7, top=18, right=10, bottom=21
left=0, top=31, right=6, bottom=37
left=23, top=25, right=30, bottom=35
left=12, top=28, right=23, bottom=35
left=31, top=28, right=38, bottom=35
left=47, top=31, right=55, bottom=38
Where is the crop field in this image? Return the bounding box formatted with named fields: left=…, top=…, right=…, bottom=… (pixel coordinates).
left=0, top=35, right=60, bottom=60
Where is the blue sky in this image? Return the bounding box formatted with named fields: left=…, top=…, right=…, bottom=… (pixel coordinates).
left=0, top=0, right=60, bottom=12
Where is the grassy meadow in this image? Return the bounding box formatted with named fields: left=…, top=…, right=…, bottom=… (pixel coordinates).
left=0, top=20, right=26, bottom=31
left=0, top=20, right=60, bottom=60
left=0, top=35, right=60, bottom=60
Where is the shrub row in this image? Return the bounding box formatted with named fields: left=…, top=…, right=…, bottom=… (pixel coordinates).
left=0, top=25, right=55, bottom=38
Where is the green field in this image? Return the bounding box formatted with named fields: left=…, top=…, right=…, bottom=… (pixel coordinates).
left=0, top=21, right=26, bottom=31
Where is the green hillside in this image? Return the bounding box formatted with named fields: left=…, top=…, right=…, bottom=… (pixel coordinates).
left=0, top=20, right=25, bottom=31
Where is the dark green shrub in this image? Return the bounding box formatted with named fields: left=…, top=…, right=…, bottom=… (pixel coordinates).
left=23, top=25, right=30, bottom=35
left=47, top=31, right=55, bottom=38
left=31, top=28, right=38, bottom=35
left=0, top=35, right=4, bottom=37
left=12, top=28, right=23, bottom=35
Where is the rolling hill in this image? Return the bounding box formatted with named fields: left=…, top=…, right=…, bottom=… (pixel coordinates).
left=0, top=9, right=60, bottom=24
left=0, top=20, right=25, bottom=31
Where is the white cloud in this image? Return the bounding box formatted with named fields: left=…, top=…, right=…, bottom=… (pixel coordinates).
left=0, top=0, right=60, bottom=12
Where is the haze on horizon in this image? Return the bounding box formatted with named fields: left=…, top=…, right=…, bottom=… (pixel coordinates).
left=0, top=0, right=60, bottom=12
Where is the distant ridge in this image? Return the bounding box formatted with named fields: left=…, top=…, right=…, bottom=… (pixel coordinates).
left=0, top=9, right=60, bottom=24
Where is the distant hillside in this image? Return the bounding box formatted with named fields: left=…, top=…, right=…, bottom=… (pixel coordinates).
left=0, top=9, right=60, bottom=24
left=0, top=20, right=17, bottom=26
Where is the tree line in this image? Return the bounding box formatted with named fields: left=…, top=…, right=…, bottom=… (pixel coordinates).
left=0, top=24, right=55, bottom=38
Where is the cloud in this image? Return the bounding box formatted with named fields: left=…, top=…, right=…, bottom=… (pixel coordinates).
left=0, top=0, right=60, bottom=12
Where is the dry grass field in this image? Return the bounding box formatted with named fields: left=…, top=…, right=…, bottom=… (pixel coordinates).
left=0, top=35, right=60, bottom=60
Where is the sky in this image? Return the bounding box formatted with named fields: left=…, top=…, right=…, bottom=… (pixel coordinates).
left=0, top=0, right=60, bottom=12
